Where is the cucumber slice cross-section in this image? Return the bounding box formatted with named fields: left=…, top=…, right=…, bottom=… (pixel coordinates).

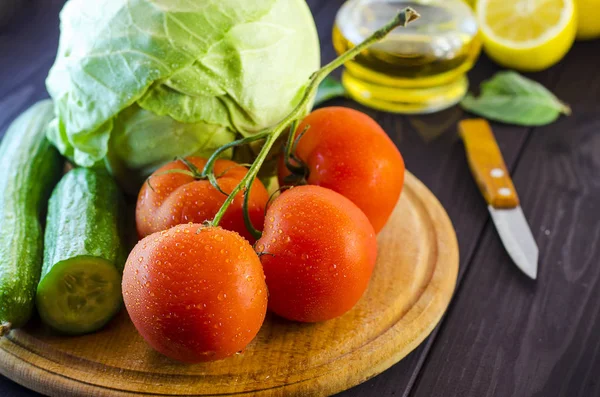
left=37, top=256, right=121, bottom=334
left=37, top=168, right=126, bottom=335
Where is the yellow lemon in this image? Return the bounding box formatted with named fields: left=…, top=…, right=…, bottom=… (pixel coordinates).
left=477, top=0, right=577, bottom=71
left=576, top=0, right=600, bottom=40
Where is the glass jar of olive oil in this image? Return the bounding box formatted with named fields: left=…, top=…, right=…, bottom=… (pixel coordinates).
left=333, top=0, right=481, bottom=114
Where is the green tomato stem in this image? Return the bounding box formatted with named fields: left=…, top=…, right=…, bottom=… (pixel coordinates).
left=200, top=131, right=270, bottom=196
left=210, top=7, right=419, bottom=228
left=283, top=120, right=304, bottom=174
left=201, top=132, right=270, bottom=179
left=242, top=187, right=262, bottom=240
left=177, top=157, right=203, bottom=178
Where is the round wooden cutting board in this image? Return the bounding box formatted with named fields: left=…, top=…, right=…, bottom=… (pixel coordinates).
left=0, top=171, right=458, bottom=397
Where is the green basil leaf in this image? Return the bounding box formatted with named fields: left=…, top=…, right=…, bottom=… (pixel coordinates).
left=314, top=76, right=347, bottom=107
left=460, top=71, right=571, bottom=126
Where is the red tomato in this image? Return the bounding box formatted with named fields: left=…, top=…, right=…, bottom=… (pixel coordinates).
left=122, top=224, right=268, bottom=362
left=279, top=107, right=405, bottom=233
left=257, top=185, right=377, bottom=322
left=137, top=157, right=268, bottom=242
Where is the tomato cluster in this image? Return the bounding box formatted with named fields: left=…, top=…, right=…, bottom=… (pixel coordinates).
left=136, top=157, right=268, bottom=243
left=279, top=107, right=405, bottom=233
left=123, top=108, right=405, bottom=362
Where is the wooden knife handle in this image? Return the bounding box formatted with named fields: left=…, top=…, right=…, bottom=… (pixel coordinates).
left=459, top=119, right=519, bottom=209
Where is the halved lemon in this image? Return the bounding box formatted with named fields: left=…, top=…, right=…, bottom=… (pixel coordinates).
left=477, top=0, right=577, bottom=71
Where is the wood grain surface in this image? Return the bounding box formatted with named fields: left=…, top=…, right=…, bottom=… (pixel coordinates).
left=0, top=172, right=459, bottom=397
left=1, top=1, right=600, bottom=397
left=409, top=40, right=600, bottom=397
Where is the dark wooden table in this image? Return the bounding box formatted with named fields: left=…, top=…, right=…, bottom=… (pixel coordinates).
left=2, top=1, right=600, bottom=396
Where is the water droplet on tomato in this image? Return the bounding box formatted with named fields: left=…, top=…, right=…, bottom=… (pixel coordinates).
left=329, top=264, right=337, bottom=272
left=138, top=257, right=144, bottom=263
left=217, top=291, right=227, bottom=301
left=246, top=275, right=253, bottom=282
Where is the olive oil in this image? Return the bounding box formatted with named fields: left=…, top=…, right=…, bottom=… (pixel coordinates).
left=334, top=0, right=481, bottom=114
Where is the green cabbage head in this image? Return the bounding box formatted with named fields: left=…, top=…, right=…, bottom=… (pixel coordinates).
left=46, top=0, right=320, bottom=191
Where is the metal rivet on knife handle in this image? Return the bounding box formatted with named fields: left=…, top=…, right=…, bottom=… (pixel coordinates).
left=458, top=119, right=519, bottom=209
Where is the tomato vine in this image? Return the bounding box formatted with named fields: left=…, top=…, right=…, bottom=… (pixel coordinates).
left=198, top=8, right=420, bottom=235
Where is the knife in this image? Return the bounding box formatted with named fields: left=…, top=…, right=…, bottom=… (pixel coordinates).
left=459, top=119, right=539, bottom=279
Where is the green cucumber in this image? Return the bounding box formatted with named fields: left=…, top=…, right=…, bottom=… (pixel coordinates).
left=0, top=100, right=64, bottom=336
left=36, top=168, right=126, bottom=335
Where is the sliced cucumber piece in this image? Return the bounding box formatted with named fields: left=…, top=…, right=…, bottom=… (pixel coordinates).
left=36, top=257, right=121, bottom=335
left=37, top=168, right=126, bottom=335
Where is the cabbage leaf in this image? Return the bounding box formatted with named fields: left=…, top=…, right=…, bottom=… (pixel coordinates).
left=46, top=0, right=319, bottom=190
left=104, top=105, right=236, bottom=193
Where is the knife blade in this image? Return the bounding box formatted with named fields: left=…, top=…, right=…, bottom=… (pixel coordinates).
left=459, top=119, right=539, bottom=279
